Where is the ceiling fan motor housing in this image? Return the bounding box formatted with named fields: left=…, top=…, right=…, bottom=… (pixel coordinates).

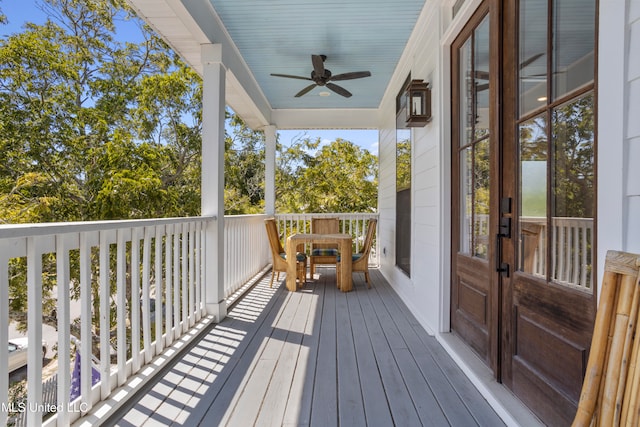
left=311, top=69, right=332, bottom=85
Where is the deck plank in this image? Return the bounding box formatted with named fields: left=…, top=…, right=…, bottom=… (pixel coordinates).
left=255, top=291, right=311, bottom=427
left=346, top=290, right=395, bottom=427
left=281, top=281, right=325, bottom=426
left=353, top=276, right=422, bottom=426
left=372, top=270, right=505, bottom=426
left=222, top=290, right=298, bottom=426
left=106, top=268, right=506, bottom=427
left=310, top=273, right=339, bottom=427
left=335, top=291, right=367, bottom=427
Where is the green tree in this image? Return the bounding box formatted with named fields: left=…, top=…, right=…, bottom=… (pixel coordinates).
left=0, top=0, right=201, bottom=223
left=224, top=112, right=265, bottom=214
left=276, top=136, right=378, bottom=213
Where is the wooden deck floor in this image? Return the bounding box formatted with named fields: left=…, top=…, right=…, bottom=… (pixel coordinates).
left=106, top=268, right=505, bottom=427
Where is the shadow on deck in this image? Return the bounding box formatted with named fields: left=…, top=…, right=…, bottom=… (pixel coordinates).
left=103, top=268, right=505, bottom=426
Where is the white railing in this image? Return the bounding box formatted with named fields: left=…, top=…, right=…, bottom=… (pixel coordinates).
left=0, top=216, right=213, bottom=426
left=275, top=213, right=380, bottom=266
left=0, top=212, right=377, bottom=426
left=519, top=216, right=594, bottom=290
left=224, top=214, right=270, bottom=297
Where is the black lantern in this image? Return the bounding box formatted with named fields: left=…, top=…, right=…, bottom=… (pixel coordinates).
left=404, top=79, right=431, bottom=127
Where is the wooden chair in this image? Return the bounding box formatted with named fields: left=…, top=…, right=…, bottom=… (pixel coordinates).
left=309, top=217, right=340, bottom=277
left=264, top=218, right=307, bottom=288
left=572, top=250, right=640, bottom=426
left=337, top=219, right=377, bottom=289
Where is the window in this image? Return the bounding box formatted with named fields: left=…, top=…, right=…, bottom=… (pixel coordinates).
left=396, top=76, right=412, bottom=276
left=517, top=0, right=596, bottom=291
left=458, top=14, right=491, bottom=260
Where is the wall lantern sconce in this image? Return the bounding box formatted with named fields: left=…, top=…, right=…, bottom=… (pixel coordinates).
left=405, top=79, right=431, bottom=127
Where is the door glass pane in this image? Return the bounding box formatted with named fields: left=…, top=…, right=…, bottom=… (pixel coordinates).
left=474, top=138, right=490, bottom=258
left=460, top=38, right=473, bottom=147
left=518, top=114, right=547, bottom=276
left=460, top=146, right=472, bottom=255
left=519, top=0, right=547, bottom=116
left=551, top=93, right=594, bottom=290
left=475, top=16, right=490, bottom=140
left=474, top=16, right=489, bottom=140
left=552, top=0, right=595, bottom=100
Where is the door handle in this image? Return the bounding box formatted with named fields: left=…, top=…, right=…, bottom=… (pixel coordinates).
left=496, top=232, right=509, bottom=277
left=499, top=217, right=511, bottom=238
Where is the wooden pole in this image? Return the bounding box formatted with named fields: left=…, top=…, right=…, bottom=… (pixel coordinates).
left=598, top=274, right=636, bottom=426
left=572, top=270, right=619, bottom=426
left=621, top=299, right=640, bottom=426
left=613, top=278, right=640, bottom=425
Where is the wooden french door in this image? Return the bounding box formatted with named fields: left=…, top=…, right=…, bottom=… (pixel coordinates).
left=452, top=1, right=598, bottom=425
left=451, top=2, right=498, bottom=373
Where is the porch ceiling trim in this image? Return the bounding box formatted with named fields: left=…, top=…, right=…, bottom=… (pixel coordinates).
left=270, top=108, right=379, bottom=130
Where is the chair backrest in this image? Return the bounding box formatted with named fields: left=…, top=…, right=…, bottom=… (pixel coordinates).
left=311, top=217, right=340, bottom=250
left=264, top=218, right=284, bottom=256
left=359, top=219, right=377, bottom=256
left=573, top=250, right=640, bottom=427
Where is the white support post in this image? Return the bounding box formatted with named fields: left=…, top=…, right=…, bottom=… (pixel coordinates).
left=201, top=43, right=227, bottom=321
left=264, top=125, right=277, bottom=216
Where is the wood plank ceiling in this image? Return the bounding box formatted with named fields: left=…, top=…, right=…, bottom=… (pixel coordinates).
left=201, top=0, right=426, bottom=110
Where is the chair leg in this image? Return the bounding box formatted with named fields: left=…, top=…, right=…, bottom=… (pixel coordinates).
left=365, top=271, right=371, bottom=288
left=297, top=261, right=306, bottom=287
left=270, top=270, right=276, bottom=288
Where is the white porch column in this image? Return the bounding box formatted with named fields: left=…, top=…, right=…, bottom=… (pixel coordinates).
left=201, top=43, right=227, bottom=321
left=264, top=125, right=277, bottom=216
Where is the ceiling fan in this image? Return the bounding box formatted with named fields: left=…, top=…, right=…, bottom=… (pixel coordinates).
left=270, top=54, right=371, bottom=98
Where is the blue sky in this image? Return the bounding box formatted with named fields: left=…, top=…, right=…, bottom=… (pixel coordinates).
left=1, top=0, right=379, bottom=155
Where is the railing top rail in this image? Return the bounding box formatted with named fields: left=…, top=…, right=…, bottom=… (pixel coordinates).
left=0, top=215, right=216, bottom=240
left=275, top=212, right=378, bottom=218
left=519, top=216, right=594, bottom=222
left=224, top=213, right=269, bottom=220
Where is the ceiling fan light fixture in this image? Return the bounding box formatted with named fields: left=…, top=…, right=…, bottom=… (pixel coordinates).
left=319, top=91, right=331, bottom=96
left=270, top=54, right=371, bottom=98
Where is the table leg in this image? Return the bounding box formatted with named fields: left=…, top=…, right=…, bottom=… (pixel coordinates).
left=339, top=238, right=353, bottom=292
left=285, top=237, right=297, bottom=292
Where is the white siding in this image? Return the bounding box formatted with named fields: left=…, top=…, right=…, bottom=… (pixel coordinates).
left=598, top=0, right=640, bottom=284
left=377, top=5, right=443, bottom=334
left=626, top=2, right=640, bottom=254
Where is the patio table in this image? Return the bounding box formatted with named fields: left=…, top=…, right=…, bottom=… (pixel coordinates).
left=286, top=233, right=353, bottom=292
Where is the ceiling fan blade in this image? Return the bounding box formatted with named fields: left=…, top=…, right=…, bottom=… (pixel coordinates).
left=294, top=83, right=318, bottom=97
left=330, top=71, right=371, bottom=81
left=271, top=73, right=313, bottom=81
left=326, top=82, right=352, bottom=98
left=520, top=52, right=544, bottom=69
left=311, top=54, right=325, bottom=76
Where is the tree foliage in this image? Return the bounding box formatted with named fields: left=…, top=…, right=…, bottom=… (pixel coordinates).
left=224, top=113, right=266, bottom=214
left=276, top=135, right=377, bottom=213
left=0, top=0, right=202, bottom=224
